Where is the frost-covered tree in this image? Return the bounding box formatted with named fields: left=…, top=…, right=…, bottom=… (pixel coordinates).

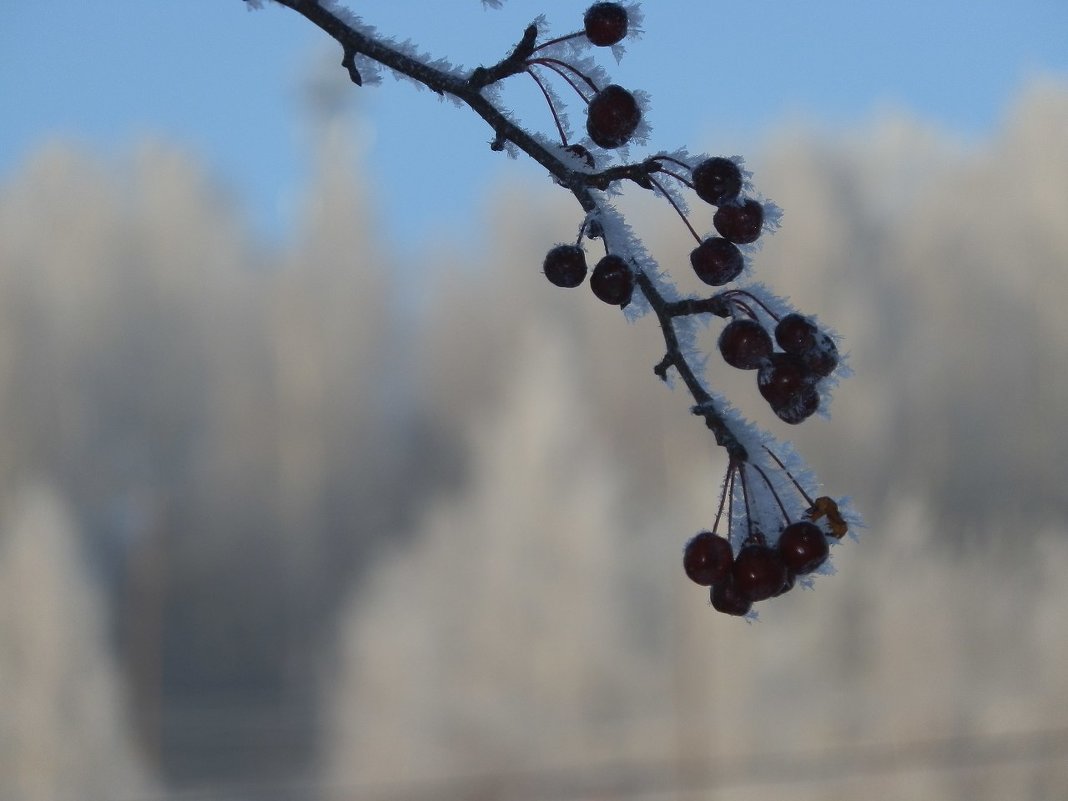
left=245, top=0, right=862, bottom=616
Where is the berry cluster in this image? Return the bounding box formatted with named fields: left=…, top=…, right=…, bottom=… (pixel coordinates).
left=717, top=304, right=839, bottom=424
left=543, top=243, right=635, bottom=307
left=683, top=456, right=847, bottom=616
left=266, top=0, right=861, bottom=619
left=525, top=4, right=853, bottom=617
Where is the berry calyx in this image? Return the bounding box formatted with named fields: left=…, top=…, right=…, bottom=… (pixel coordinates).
left=586, top=84, right=641, bottom=149
left=691, top=157, right=743, bottom=206
left=542, top=244, right=587, bottom=288
left=689, top=237, right=744, bottom=286
left=777, top=521, right=829, bottom=574
left=590, top=254, right=634, bottom=306
left=713, top=198, right=764, bottom=244
left=583, top=2, right=628, bottom=47
left=683, top=530, right=733, bottom=586
left=732, top=543, right=788, bottom=602
left=718, top=318, right=772, bottom=370
left=711, top=576, right=752, bottom=616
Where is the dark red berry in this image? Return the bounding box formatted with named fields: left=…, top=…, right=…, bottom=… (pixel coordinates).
left=777, top=521, right=829, bottom=574
left=711, top=576, right=752, bottom=616
left=683, top=531, right=733, bottom=586
left=586, top=84, right=641, bottom=149
left=713, top=198, right=764, bottom=244
left=769, top=384, right=820, bottom=424
left=691, top=157, right=743, bottom=206
left=801, top=335, right=839, bottom=377
left=757, top=353, right=813, bottom=408
left=583, top=2, right=628, bottom=46
left=542, top=244, right=587, bottom=288
left=689, top=237, right=744, bottom=286
left=718, top=318, right=772, bottom=370
left=590, top=254, right=634, bottom=306
left=732, top=543, right=788, bottom=602
left=775, top=313, right=819, bottom=354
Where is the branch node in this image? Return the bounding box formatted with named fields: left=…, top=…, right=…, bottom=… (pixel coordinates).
left=341, top=48, right=362, bottom=86
left=653, top=354, right=674, bottom=382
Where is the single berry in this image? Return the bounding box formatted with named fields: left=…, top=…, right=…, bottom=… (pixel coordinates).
left=777, top=521, right=829, bottom=574
left=801, top=334, right=839, bottom=377
left=586, top=84, right=641, bottom=149
left=713, top=198, right=765, bottom=244
left=775, top=313, right=819, bottom=354
left=583, top=2, right=628, bottom=46
left=590, top=254, right=634, bottom=306
left=757, top=353, right=813, bottom=408
left=689, top=237, right=744, bottom=286
left=769, top=384, right=820, bottom=424
left=542, top=244, right=587, bottom=288
left=711, top=576, right=752, bottom=616
left=683, top=530, right=733, bottom=586
left=718, top=318, right=773, bottom=370
left=732, top=543, right=788, bottom=602
left=691, top=157, right=743, bottom=206
left=776, top=315, right=839, bottom=377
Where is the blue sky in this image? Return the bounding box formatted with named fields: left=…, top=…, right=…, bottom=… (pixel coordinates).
left=2, top=0, right=1066, bottom=253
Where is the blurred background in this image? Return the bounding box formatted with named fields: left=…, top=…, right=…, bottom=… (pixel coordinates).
left=2, top=2, right=1067, bottom=800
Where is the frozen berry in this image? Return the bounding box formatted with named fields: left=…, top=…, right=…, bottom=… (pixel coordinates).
left=802, top=336, right=839, bottom=377
left=583, top=2, right=628, bottom=46
left=586, top=84, right=641, bottom=149
left=777, top=521, right=829, bottom=574
left=692, top=157, right=743, bottom=206
left=718, top=318, right=772, bottom=370
left=590, top=254, right=634, bottom=306
left=757, top=353, right=812, bottom=408
left=689, top=237, right=744, bottom=286
left=732, top=543, right=788, bottom=602
left=713, top=198, right=764, bottom=244
left=769, top=384, right=819, bottom=424
left=711, top=576, right=752, bottom=616
left=683, top=531, right=733, bottom=586
left=542, top=244, right=587, bottom=288
left=775, top=313, right=819, bottom=354
left=775, top=314, right=839, bottom=377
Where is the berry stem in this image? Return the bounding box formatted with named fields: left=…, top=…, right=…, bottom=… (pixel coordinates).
left=526, top=68, right=569, bottom=145
left=712, top=461, right=736, bottom=536
left=762, top=445, right=815, bottom=507
left=722, top=290, right=780, bottom=321
left=531, top=30, right=584, bottom=53
left=647, top=174, right=702, bottom=245
left=726, top=463, right=737, bottom=545
left=750, top=462, right=791, bottom=524
left=726, top=297, right=760, bottom=322
left=528, top=57, right=599, bottom=97
left=650, top=156, right=696, bottom=189
left=738, top=465, right=758, bottom=542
